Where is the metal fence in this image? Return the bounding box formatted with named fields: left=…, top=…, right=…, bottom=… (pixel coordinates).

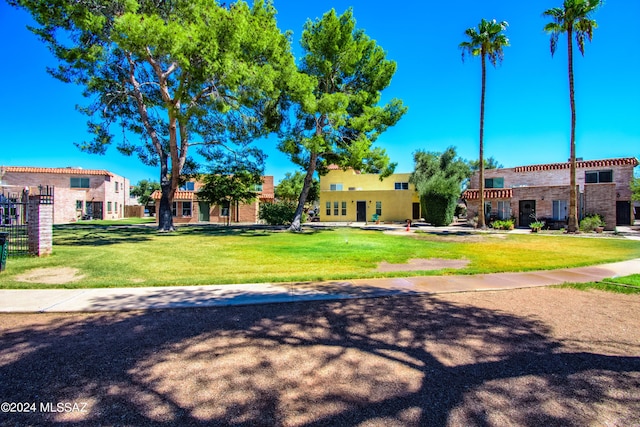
left=0, top=186, right=54, bottom=255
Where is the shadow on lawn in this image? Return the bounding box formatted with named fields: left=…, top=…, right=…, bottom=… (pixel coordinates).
left=1, top=294, right=639, bottom=426
left=53, top=224, right=156, bottom=247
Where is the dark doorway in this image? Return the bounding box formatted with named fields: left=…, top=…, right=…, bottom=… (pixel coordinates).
left=616, top=201, right=631, bottom=225
left=198, top=202, right=210, bottom=222
left=519, top=200, right=536, bottom=228
left=356, top=201, right=366, bottom=222
left=87, top=202, right=103, bottom=220
left=412, top=202, right=421, bottom=220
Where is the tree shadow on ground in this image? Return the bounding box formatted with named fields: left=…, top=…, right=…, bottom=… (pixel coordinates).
left=1, top=294, right=639, bottom=426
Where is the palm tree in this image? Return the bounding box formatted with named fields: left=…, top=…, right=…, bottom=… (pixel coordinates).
left=543, top=0, right=601, bottom=233
left=460, top=19, right=509, bottom=229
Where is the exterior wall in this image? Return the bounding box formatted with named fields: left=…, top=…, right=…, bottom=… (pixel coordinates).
left=159, top=176, right=273, bottom=224
left=465, top=158, right=637, bottom=228
left=584, top=183, right=616, bottom=230
left=2, top=168, right=131, bottom=224
left=319, top=169, right=420, bottom=222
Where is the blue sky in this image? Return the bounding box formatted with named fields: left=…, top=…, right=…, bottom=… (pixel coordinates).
left=1, top=0, right=638, bottom=186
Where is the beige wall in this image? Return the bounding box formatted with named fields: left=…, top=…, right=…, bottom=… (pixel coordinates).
left=319, top=169, right=420, bottom=222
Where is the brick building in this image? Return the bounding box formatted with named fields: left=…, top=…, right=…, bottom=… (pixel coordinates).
left=151, top=176, right=274, bottom=224
left=462, top=157, right=638, bottom=230
left=1, top=166, right=131, bottom=224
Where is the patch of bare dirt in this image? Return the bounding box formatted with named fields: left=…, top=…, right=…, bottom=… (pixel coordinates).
left=377, top=258, right=470, bottom=272
left=14, top=267, right=86, bottom=285
left=0, top=288, right=639, bottom=426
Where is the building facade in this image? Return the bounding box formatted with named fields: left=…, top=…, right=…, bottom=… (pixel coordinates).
left=151, top=176, right=275, bottom=224
left=462, top=157, right=638, bottom=230
left=1, top=166, right=131, bottom=224
left=319, top=166, right=421, bottom=223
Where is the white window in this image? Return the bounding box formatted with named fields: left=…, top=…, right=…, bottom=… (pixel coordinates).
left=497, top=201, right=510, bottom=219
left=325, top=201, right=331, bottom=216
left=394, top=182, right=409, bottom=190
left=180, top=182, right=196, bottom=191
left=172, top=202, right=177, bottom=217
left=333, top=201, right=339, bottom=216
left=330, top=183, right=343, bottom=191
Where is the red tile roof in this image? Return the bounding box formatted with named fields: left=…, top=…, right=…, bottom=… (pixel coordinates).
left=513, top=157, right=638, bottom=173
left=462, top=189, right=513, bottom=200
left=4, top=166, right=114, bottom=176
left=151, top=190, right=195, bottom=200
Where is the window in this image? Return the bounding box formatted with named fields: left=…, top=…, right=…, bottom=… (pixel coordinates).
left=326, top=201, right=331, bottom=216
left=252, top=183, right=263, bottom=192
left=341, top=201, right=347, bottom=216
left=107, top=201, right=112, bottom=213
left=179, top=182, right=195, bottom=191
left=586, top=170, right=613, bottom=183
left=394, top=182, right=409, bottom=190
left=484, top=201, right=492, bottom=217
left=333, top=201, right=339, bottom=216
left=552, top=200, right=568, bottom=220
left=75, top=200, right=83, bottom=210
left=70, top=177, right=90, bottom=188
left=376, top=201, right=382, bottom=216
left=115, top=182, right=119, bottom=193
left=182, top=201, right=192, bottom=217
left=172, top=202, right=177, bottom=217
left=114, top=202, right=117, bottom=213
left=330, top=183, right=343, bottom=191
left=221, top=201, right=229, bottom=217
left=497, top=201, right=510, bottom=219
left=485, top=177, right=504, bottom=189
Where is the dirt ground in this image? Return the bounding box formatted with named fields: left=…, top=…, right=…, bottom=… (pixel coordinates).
left=1, top=287, right=639, bottom=426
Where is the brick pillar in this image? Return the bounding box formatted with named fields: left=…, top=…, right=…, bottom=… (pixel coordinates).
left=28, top=196, right=53, bottom=256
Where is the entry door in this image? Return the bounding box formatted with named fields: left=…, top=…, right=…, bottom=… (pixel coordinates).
left=412, top=202, right=421, bottom=220
left=198, top=202, right=210, bottom=222
left=89, top=202, right=103, bottom=220
left=616, top=201, right=631, bottom=225
left=518, top=200, right=535, bottom=227
left=356, top=201, right=367, bottom=222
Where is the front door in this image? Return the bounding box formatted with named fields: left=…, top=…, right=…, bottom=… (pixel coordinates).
left=412, top=202, right=421, bottom=220
left=198, top=202, right=210, bottom=222
left=88, top=202, right=103, bottom=220
left=616, top=201, right=631, bottom=225
left=519, top=200, right=536, bottom=228
left=356, top=201, right=366, bottom=222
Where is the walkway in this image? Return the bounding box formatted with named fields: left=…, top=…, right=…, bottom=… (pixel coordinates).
left=1, top=258, right=639, bottom=313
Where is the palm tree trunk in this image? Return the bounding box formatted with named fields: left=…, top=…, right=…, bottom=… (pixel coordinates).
left=567, top=26, right=578, bottom=233
left=478, top=52, right=486, bottom=229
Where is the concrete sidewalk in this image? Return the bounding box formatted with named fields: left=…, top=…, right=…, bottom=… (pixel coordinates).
left=1, top=258, right=639, bottom=313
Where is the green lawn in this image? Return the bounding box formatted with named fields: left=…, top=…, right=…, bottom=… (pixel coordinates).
left=1, top=225, right=639, bottom=289
left=558, top=274, right=640, bottom=294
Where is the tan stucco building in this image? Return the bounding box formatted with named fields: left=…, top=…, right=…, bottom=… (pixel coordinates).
left=319, top=166, right=421, bottom=223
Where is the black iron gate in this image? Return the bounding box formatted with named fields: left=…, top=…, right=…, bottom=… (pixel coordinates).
left=0, top=186, right=54, bottom=255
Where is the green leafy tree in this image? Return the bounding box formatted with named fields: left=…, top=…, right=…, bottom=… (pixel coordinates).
left=411, top=147, right=471, bottom=227
left=460, top=19, right=509, bottom=229
left=543, top=0, right=602, bottom=232
left=469, top=156, right=503, bottom=172
left=631, top=177, right=640, bottom=202
left=275, top=172, right=319, bottom=204
left=278, top=8, right=407, bottom=231
left=131, top=179, right=160, bottom=206
left=9, top=0, right=301, bottom=231
left=197, top=161, right=263, bottom=226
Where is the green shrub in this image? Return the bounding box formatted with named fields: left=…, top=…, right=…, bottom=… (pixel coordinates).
left=491, top=219, right=514, bottom=230
left=259, top=201, right=304, bottom=225
left=579, top=214, right=605, bottom=232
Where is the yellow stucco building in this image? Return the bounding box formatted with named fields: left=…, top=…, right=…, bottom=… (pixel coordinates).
left=319, top=166, right=421, bottom=223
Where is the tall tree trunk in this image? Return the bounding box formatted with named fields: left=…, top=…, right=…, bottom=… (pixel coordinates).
left=567, top=26, right=578, bottom=233
left=478, top=52, right=486, bottom=229
left=158, top=155, right=175, bottom=232
left=289, top=152, right=318, bottom=232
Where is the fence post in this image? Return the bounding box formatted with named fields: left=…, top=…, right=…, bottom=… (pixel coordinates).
left=28, top=195, right=53, bottom=256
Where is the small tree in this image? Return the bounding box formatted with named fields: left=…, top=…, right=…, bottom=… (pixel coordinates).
left=278, top=8, right=406, bottom=231
left=469, top=156, right=503, bottom=172
left=411, top=147, right=470, bottom=227
left=631, top=177, right=640, bottom=202
left=131, top=180, right=161, bottom=206
left=197, top=167, right=263, bottom=226
left=275, top=172, right=319, bottom=204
